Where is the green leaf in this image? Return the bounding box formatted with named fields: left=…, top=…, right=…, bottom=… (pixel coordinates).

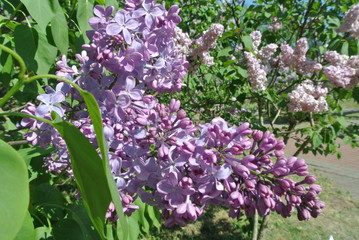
left=34, top=26, right=57, bottom=74
left=14, top=212, right=35, bottom=240
left=217, top=47, right=232, bottom=58
left=20, top=0, right=55, bottom=33
left=95, top=0, right=105, bottom=5
left=51, top=2, right=69, bottom=54
left=237, top=66, right=248, bottom=78
left=77, top=0, right=94, bottom=42
left=341, top=40, right=349, bottom=55
left=53, top=219, right=86, bottom=240
left=52, top=121, right=112, bottom=239
left=17, top=146, right=54, bottom=166
left=31, top=183, right=65, bottom=221
left=69, top=201, right=102, bottom=240
left=34, top=227, right=52, bottom=240
left=0, top=139, right=29, bottom=240
left=242, top=35, right=254, bottom=52
left=311, top=133, right=322, bottom=148
left=127, top=214, right=141, bottom=240
left=77, top=89, right=128, bottom=239
left=14, top=25, right=38, bottom=73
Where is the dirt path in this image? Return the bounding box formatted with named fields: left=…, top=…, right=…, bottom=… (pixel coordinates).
left=286, top=139, right=359, bottom=201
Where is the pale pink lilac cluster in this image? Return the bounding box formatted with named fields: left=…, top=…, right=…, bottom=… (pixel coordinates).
left=20, top=1, right=323, bottom=226
left=245, top=52, right=267, bottom=91
left=323, top=50, right=359, bottom=89
left=189, top=23, right=224, bottom=67
left=337, top=4, right=359, bottom=38
left=280, top=38, right=322, bottom=74
left=268, top=17, right=282, bottom=32
left=244, top=32, right=278, bottom=91
left=288, top=80, right=328, bottom=113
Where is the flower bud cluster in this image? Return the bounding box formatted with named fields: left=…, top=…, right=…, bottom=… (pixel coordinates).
left=20, top=1, right=324, bottom=227
left=288, top=80, right=328, bottom=113
left=337, top=4, right=359, bottom=39
left=323, top=50, right=359, bottom=89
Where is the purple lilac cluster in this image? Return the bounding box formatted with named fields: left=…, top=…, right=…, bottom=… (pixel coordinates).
left=20, top=1, right=324, bottom=226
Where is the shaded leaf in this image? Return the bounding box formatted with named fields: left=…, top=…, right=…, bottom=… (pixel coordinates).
left=0, top=139, right=29, bottom=240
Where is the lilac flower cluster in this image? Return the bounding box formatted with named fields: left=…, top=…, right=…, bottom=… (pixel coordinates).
left=279, top=38, right=322, bottom=74
left=323, top=50, right=359, bottom=89
left=288, top=80, right=329, bottom=113
left=20, top=1, right=324, bottom=227
left=337, top=4, right=359, bottom=39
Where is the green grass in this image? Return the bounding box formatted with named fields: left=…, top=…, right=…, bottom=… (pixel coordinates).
left=143, top=174, right=359, bottom=240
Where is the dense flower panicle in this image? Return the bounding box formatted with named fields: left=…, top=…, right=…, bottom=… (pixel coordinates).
left=21, top=0, right=324, bottom=227
left=337, top=4, right=359, bottom=38
left=250, top=31, right=262, bottom=54
left=245, top=52, right=267, bottom=91
left=288, top=80, right=328, bottom=113
left=279, top=38, right=322, bottom=74
left=189, top=23, right=224, bottom=68
left=323, top=50, right=359, bottom=89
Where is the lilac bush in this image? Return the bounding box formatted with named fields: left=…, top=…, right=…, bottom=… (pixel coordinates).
left=20, top=0, right=324, bottom=227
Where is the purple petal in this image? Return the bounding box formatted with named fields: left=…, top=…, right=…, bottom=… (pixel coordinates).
left=114, top=11, right=125, bottom=25
left=130, top=52, right=142, bottom=61
left=122, top=28, right=132, bottom=44
left=129, top=89, right=143, bottom=100
left=35, top=105, right=51, bottom=116
left=125, top=76, right=136, bottom=91
left=151, top=6, right=164, bottom=16
left=52, top=105, right=65, bottom=117
left=145, top=14, right=153, bottom=28
left=176, top=203, right=187, bottom=214
left=117, top=93, right=131, bottom=108
left=105, top=90, right=116, bottom=104
left=157, top=181, right=174, bottom=194
left=88, top=17, right=100, bottom=26
left=106, top=23, right=121, bottom=35
left=51, top=92, right=65, bottom=104
left=214, top=164, right=232, bottom=180
left=37, top=94, right=52, bottom=104
left=93, top=5, right=105, bottom=17
left=104, top=6, right=114, bottom=17
left=123, top=61, right=135, bottom=72
left=126, top=19, right=139, bottom=30
left=133, top=8, right=146, bottom=18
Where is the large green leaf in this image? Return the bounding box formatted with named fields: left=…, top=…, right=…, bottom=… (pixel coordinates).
left=50, top=1, right=69, bottom=54
left=0, top=139, right=29, bottom=240
left=14, top=25, right=38, bottom=73
left=14, top=212, right=35, bottom=240
left=77, top=0, right=94, bottom=42
left=14, top=25, right=56, bottom=74
left=34, top=26, right=57, bottom=74
left=52, top=120, right=112, bottom=239
left=78, top=89, right=129, bottom=239
left=20, top=0, right=55, bottom=33
left=52, top=219, right=85, bottom=240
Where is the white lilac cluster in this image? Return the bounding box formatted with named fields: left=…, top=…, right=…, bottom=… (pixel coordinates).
left=174, top=26, right=192, bottom=54
left=268, top=17, right=282, bottom=32
left=189, top=23, right=224, bottom=67
left=244, top=31, right=278, bottom=91
left=288, top=80, right=328, bottom=113
left=337, top=4, right=359, bottom=38
left=280, top=38, right=322, bottom=74
left=245, top=52, right=267, bottom=91
left=323, top=50, right=359, bottom=89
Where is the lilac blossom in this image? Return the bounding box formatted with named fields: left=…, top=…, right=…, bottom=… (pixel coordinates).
left=20, top=0, right=324, bottom=228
